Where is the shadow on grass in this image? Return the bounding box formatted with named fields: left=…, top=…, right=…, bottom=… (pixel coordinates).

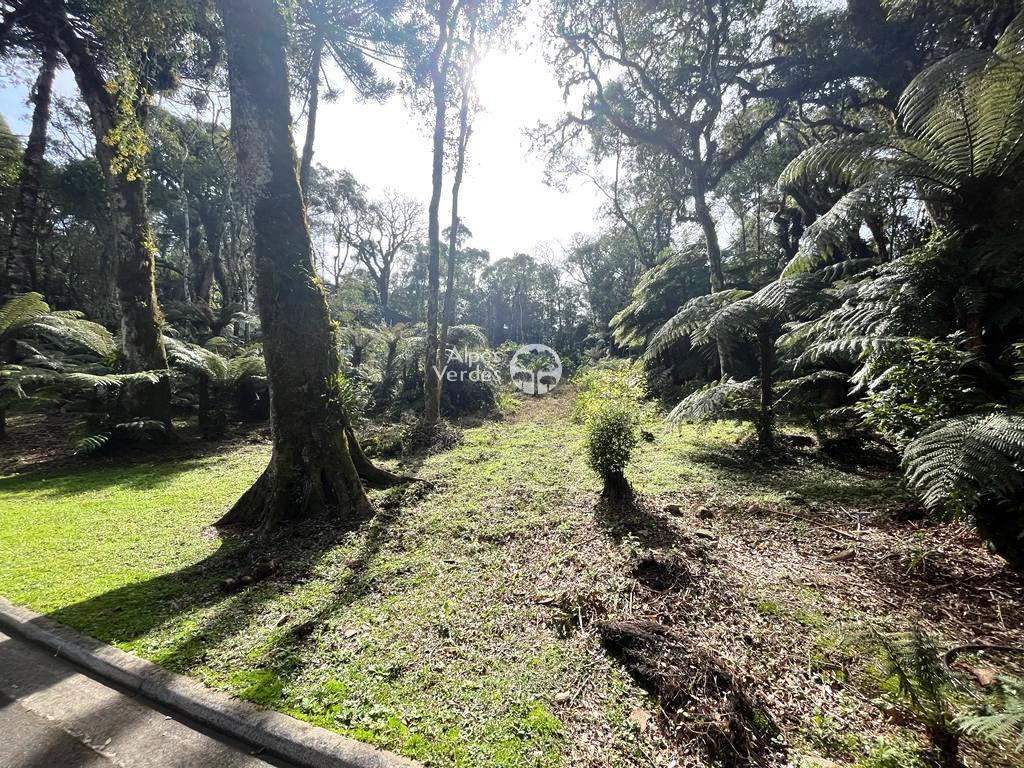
left=684, top=443, right=904, bottom=508
left=593, top=496, right=678, bottom=550
left=45, top=487, right=411, bottom=680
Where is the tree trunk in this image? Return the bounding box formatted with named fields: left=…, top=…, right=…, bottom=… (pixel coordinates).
left=438, top=11, right=476, bottom=402
left=109, top=168, right=172, bottom=423
left=377, top=270, right=390, bottom=320
left=423, top=1, right=456, bottom=427
left=693, top=184, right=732, bottom=378
left=299, top=32, right=323, bottom=195
left=602, top=470, right=633, bottom=502
left=215, top=0, right=373, bottom=531
left=756, top=324, right=775, bottom=452
left=5, top=44, right=57, bottom=298
left=37, top=1, right=169, bottom=419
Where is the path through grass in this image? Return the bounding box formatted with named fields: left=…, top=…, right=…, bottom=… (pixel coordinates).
left=3, top=391, right=975, bottom=767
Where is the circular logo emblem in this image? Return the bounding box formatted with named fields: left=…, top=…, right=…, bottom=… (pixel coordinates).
left=509, top=343, right=562, bottom=395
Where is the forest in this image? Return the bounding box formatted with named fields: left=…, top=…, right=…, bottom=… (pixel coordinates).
left=1, top=0, right=1024, bottom=766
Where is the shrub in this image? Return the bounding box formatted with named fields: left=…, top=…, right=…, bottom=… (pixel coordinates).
left=573, top=359, right=647, bottom=423
left=584, top=399, right=641, bottom=500
left=859, top=338, right=974, bottom=447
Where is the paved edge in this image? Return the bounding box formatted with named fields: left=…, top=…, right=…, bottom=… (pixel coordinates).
left=0, top=597, right=420, bottom=768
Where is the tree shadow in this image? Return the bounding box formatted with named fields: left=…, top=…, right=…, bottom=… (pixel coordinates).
left=44, top=490, right=409, bottom=678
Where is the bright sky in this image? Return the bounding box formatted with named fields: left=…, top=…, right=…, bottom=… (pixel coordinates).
left=0, top=13, right=603, bottom=264
left=306, top=17, right=601, bottom=262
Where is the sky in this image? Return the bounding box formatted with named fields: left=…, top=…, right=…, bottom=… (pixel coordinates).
left=0, top=12, right=604, bottom=264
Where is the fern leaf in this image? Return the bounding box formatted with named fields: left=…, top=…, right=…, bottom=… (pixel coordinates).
left=904, top=411, right=1024, bottom=515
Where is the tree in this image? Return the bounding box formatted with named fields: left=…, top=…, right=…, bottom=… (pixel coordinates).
left=8, top=0, right=189, bottom=421
left=421, top=0, right=464, bottom=427
left=438, top=4, right=478, bottom=397
left=347, top=189, right=423, bottom=321
left=4, top=43, right=57, bottom=297
left=293, top=0, right=400, bottom=193
left=551, top=0, right=784, bottom=289
left=215, top=0, right=380, bottom=530
left=550, top=0, right=787, bottom=374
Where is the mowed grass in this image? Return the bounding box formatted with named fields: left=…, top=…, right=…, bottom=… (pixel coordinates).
left=0, top=396, right=903, bottom=767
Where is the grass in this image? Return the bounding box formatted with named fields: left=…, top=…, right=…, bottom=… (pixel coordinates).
left=0, top=393, right=912, bottom=766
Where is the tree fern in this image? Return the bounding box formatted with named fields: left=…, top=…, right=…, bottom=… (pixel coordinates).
left=903, top=411, right=1024, bottom=516
left=958, top=677, right=1024, bottom=753
left=666, top=379, right=760, bottom=424
left=644, top=290, right=752, bottom=360
left=0, top=293, right=49, bottom=339
left=0, top=293, right=114, bottom=358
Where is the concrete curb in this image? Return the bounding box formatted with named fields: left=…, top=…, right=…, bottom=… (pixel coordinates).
left=0, top=597, right=420, bottom=768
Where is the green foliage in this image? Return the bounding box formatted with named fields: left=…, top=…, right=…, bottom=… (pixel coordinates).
left=958, top=676, right=1024, bottom=754
left=903, top=411, right=1024, bottom=518
left=667, top=378, right=760, bottom=426
left=165, top=337, right=265, bottom=387
left=574, top=362, right=645, bottom=490
left=74, top=419, right=169, bottom=455
left=0, top=294, right=114, bottom=358
left=874, top=628, right=960, bottom=739
left=870, top=627, right=1024, bottom=764
left=583, top=400, right=641, bottom=485
left=0, top=115, right=22, bottom=192
left=859, top=338, right=974, bottom=446
left=572, top=360, right=646, bottom=423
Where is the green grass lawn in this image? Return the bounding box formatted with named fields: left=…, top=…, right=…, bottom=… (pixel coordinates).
left=0, top=396, right=906, bottom=767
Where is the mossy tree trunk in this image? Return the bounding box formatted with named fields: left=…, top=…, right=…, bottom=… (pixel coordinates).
left=299, top=31, right=323, bottom=195
left=215, top=0, right=374, bottom=530
left=4, top=44, right=57, bottom=298
left=37, top=2, right=170, bottom=422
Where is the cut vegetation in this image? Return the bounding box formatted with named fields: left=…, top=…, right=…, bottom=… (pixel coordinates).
left=2, top=390, right=1020, bottom=767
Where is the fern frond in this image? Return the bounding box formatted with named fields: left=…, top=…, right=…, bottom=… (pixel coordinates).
left=780, top=177, right=900, bottom=277
left=644, top=290, right=752, bottom=360
left=74, top=433, right=111, bottom=455
left=445, top=324, right=489, bottom=350
left=958, top=676, right=1024, bottom=753
left=165, top=337, right=229, bottom=382
left=27, top=314, right=115, bottom=357
left=0, top=293, right=50, bottom=339
left=64, top=370, right=162, bottom=394
left=904, top=411, right=1024, bottom=515
left=666, top=379, right=760, bottom=424
left=225, top=355, right=266, bottom=384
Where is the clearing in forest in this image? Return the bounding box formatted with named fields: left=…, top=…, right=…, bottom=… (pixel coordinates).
left=0, top=393, right=1020, bottom=767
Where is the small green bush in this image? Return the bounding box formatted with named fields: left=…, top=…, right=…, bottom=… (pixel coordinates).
left=859, top=338, right=973, bottom=446
left=584, top=400, right=640, bottom=499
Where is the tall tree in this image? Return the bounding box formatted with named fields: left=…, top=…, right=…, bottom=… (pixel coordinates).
left=437, top=3, right=477, bottom=398
left=347, top=189, right=423, bottom=321
left=422, top=0, right=462, bottom=426
left=4, top=44, right=57, bottom=297
left=8, top=0, right=188, bottom=418
left=293, top=0, right=400, bottom=193
left=216, top=0, right=406, bottom=530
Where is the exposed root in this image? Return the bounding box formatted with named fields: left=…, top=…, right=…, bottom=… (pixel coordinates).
left=215, top=430, right=373, bottom=531
left=220, top=558, right=279, bottom=592
left=597, top=620, right=785, bottom=767
left=345, top=424, right=417, bottom=487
